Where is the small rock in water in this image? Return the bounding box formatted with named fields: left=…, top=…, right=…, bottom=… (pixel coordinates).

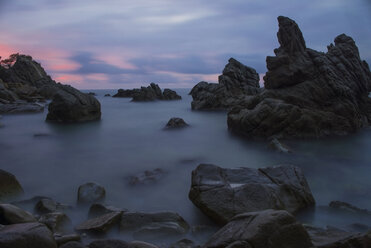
left=33, top=133, right=51, bottom=138
left=268, top=137, right=292, bottom=153
left=104, top=94, right=111, bottom=97
left=165, top=117, right=189, bottom=129
left=0, top=169, right=24, bottom=201
left=329, top=200, right=371, bottom=214
left=77, top=182, right=106, bottom=206
left=88, top=92, right=96, bottom=96
left=128, top=168, right=166, bottom=186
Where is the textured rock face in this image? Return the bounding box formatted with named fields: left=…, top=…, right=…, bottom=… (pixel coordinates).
left=203, top=209, right=313, bottom=248
left=0, top=222, right=57, bottom=248
left=190, top=58, right=260, bottom=110
left=46, top=84, right=101, bottom=122
left=113, top=83, right=181, bottom=101
left=77, top=182, right=106, bottom=206
left=165, top=117, right=189, bottom=129
left=227, top=16, right=371, bottom=139
left=189, top=164, right=314, bottom=224
left=0, top=169, right=24, bottom=201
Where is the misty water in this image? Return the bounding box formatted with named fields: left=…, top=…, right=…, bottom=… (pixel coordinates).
left=1, top=89, right=371, bottom=244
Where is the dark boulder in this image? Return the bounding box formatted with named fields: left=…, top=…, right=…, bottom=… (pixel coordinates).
left=190, top=58, right=260, bottom=110
left=0, top=222, right=57, bottom=248
left=88, top=203, right=125, bottom=219
left=0, top=169, right=24, bottom=201
left=75, top=211, right=122, bottom=234
left=189, top=164, right=314, bottom=224
left=39, top=212, right=73, bottom=234
left=77, top=182, right=106, bottom=206
left=46, top=84, right=101, bottom=122
left=227, top=16, right=371, bottom=139
left=165, top=117, right=189, bottom=129
left=0, top=204, right=36, bottom=224
left=203, top=209, right=313, bottom=248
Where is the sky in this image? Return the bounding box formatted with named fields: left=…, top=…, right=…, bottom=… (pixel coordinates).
left=0, top=0, right=370, bottom=89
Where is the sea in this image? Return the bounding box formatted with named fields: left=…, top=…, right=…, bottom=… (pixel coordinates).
left=1, top=89, right=371, bottom=244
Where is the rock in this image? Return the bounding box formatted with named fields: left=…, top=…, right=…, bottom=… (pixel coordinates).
left=0, top=101, right=44, bottom=114
left=165, top=117, right=189, bottom=129
left=129, top=241, right=159, bottom=248
left=268, top=138, right=292, bottom=153
left=305, top=225, right=371, bottom=248
left=89, top=239, right=129, bottom=248
left=189, top=58, right=260, bottom=110
left=60, top=241, right=86, bottom=248
left=104, top=94, right=111, bottom=97
left=128, top=168, right=166, bottom=186
left=46, top=84, right=101, bottom=122
left=227, top=16, right=371, bottom=139
left=35, top=198, right=72, bottom=214
left=163, top=89, right=182, bottom=100
left=39, top=212, right=73, bottom=233
left=189, top=164, right=315, bottom=224
left=329, top=201, right=371, bottom=214
left=88, top=92, right=96, bottom=96
left=54, top=233, right=81, bottom=246
left=88, top=203, right=125, bottom=219
left=113, top=83, right=181, bottom=101
left=120, top=211, right=190, bottom=239
left=75, top=211, right=122, bottom=233
left=0, top=222, right=57, bottom=248
left=225, top=241, right=252, bottom=248
left=204, top=209, right=313, bottom=248
left=170, top=239, right=197, bottom=248
left=33, top=133, right=51, bottom=138
left=77, top=182, right=106, bottom=206
left=0, top=169, right=24, bottom=201
left=0, top=204, right=36, bottom=224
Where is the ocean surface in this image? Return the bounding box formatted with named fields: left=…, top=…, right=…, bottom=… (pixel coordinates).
left=1, top=89, right=371, bottom=243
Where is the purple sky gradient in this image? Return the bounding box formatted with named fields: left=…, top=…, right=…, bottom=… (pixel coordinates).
left=0, top=0, right=370, bottom=89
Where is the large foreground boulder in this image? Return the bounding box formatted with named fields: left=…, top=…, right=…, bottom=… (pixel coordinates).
left=227, top=16, right=371, bottom=139
left=203, top=209, right=313, bottom=248
left=189, top=164, right=314, bottom=224
left=46, top=84, right=101, bottom=122
left=189, top=58, right=260, bottom=110
left=0, top=222, right=57, bottom=248
left=0, top=169, right=24, bottom=202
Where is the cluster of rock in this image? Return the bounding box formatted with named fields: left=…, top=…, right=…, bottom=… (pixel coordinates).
left=0, top=54, right=101, bottom=122
left=113, top=83, right=181, bottom=101
left=189, top=58, right=261, bottom=110
left=191, top=16, right=371, bottom=139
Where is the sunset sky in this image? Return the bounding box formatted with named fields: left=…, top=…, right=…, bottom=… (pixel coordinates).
left=0, top=0, right=370, bottom=89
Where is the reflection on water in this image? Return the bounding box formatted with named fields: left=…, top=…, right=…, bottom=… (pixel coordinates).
left=0, top=89, right=370, bottom=242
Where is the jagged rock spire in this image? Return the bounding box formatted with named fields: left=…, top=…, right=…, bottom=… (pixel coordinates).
left=276, top=16, right=306, bottom=55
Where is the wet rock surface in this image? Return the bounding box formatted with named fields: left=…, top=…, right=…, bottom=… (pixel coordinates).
left=189, top=164, right=315, bottom=224
left=227, top=16, right=371, bottom=139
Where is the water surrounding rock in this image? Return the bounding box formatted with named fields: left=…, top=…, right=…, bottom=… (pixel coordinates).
left=0, top=204, right=36, bottom=224
left=189, top=164, right=315, bottom=224
left=46, top=84, right=101, bottom=122
left=0, top=222, right=57, bottom=248
left=120, top=211, right=190, bottom=239
left=77, top=182, right=106, bottom=206
left=227, top=16, right=371, bottom=139
left=165, top=118, right=189, bottom=129
left=76, top=211, right=122, bottom=233
left=189, top=58, right=260, bottom=110
left=113, top=83, right=181, bottom=101
left=203, top=209, right=313, bottom=248
left=0, top=169, right=24, bottom=201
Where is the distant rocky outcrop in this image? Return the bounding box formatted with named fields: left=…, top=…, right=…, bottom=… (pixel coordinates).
left=189, top=58, right=261, bottom=110
left=227, top=16, right=371, bottom=139
left=113, top=83, right=181, bottom=101
left=189, top=164, right=315, bottom=224
left=0, top=54, right=101, bottom=122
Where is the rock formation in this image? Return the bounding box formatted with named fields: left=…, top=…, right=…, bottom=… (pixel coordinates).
left=0, top=54, right=101, bottom=122
left=113, top=83, right=181, bottom=101
left=189, top=164, right=315, bottom=224
left=227, top=16, right=371, bottom=139
left=165, top=117, right=189, bottom=129
left=189, top=58, right=261, bottom=110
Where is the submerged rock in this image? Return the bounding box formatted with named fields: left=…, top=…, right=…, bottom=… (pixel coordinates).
left=0, top=222, right=57, bottom=248
left=0, top=204, right=36, bottom=224
left=204, top=209, right=313, bottom=248
left=120, top=211, right=190, bottom=239
left=0, top=169, right=24, bottom=201
left=227, top=16, right=371, bottom=139
left=189, top=164, right=315, bottom=224
left=77, top=182, right=106, bottom=206
left=128, top=168, right=166, bottom=186
left=268, top=138, right=292, bottom=153
left=189, top=58, right=260, bottom=110
left=329, top=200, right=371, bottom=214
left=165, top=117, right=189, bottom=129
left=46, top=84, right=101, bottom=123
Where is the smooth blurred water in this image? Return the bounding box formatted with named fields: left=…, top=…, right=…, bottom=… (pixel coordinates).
left=0, top=89, right=371, bottom=242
